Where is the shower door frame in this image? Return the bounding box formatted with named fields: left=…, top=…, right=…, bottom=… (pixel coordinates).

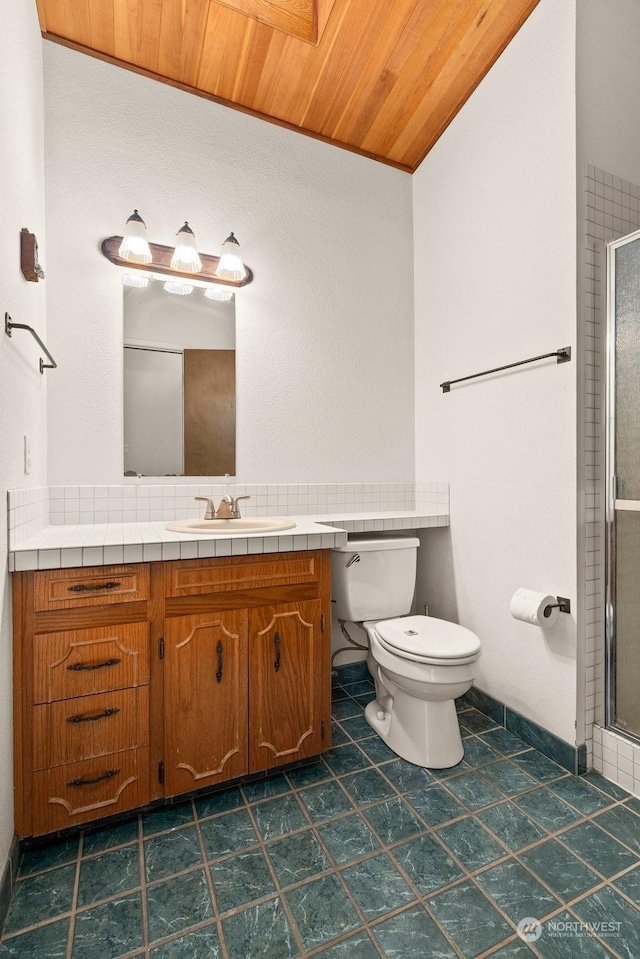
left=605, top=226, right=640, bottom=743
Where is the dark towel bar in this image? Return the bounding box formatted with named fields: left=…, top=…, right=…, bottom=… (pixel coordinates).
left=440, top=346, right=571, bottom=393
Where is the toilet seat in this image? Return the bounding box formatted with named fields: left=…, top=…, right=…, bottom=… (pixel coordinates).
left=375, top=615, right=481, bottom=666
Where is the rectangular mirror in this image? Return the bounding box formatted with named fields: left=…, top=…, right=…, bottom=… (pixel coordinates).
left=123, top=281, right=235, bottom=476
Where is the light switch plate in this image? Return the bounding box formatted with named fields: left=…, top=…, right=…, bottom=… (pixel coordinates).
left=23, top=435, right=32, bottom=475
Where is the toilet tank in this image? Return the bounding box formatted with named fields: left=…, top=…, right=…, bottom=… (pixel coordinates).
left=332, top=535, right=420, bottom=622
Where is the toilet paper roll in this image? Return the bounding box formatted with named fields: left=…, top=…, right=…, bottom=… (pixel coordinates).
left=510, top=588, right=559, bottom=627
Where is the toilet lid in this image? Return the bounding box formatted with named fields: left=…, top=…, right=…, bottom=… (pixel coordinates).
left=375, top=615, right=481, bottom=661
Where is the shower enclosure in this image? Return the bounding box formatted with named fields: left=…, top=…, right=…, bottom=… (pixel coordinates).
left=606, top=228, right=640, bottom=741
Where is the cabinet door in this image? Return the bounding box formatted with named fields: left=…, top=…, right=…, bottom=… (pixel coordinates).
left=164, top=610, right=248, bottom=797
left=249, top=600, right=328, bottom=773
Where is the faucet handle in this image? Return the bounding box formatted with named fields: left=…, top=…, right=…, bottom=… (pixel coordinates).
left=231, top=495, right=251, bottom=518
left=194, top=496, right=215, bottom=520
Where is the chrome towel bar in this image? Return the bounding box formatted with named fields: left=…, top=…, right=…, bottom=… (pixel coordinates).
left=5, top=312, right=57, bottom=373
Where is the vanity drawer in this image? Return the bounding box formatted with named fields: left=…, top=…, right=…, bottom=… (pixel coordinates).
left=33, top=564, right=150, bottom=611
left=32, top=687, right=149, bottom=770
left=31, top=748, right=149, bottom=835
left=165, top=552, right=321, bottom=598
left=33, top=622, right=149, bottom=704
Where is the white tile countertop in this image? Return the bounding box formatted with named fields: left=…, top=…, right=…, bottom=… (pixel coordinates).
left=8, top=509, right=449, bottom=571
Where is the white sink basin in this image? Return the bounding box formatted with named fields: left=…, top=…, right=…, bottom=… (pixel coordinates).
left=165, top=517, right=297, bottom=535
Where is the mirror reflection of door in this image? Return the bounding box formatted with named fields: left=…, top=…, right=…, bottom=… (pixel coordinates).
left=123, top=281, right=235, bottom=476
left=184, top=349, right=235, bottom=475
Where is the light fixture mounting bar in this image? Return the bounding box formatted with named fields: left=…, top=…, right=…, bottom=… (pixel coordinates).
left=100, top=236, right=253, bottom=287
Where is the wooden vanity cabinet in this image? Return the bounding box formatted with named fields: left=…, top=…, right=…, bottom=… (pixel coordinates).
left=13, top=550, right=331, bottom=837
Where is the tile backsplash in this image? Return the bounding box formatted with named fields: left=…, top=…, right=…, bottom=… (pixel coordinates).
left=8, top=482, right=449, bottom=546
left=6, top=487, right=49, bottom=550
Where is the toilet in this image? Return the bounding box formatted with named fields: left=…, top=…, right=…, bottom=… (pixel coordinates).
left=332, top=535, right=481, bottom=768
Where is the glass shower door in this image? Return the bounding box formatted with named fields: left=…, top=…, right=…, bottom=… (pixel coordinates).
left=607, top=229, right=640, bottom=740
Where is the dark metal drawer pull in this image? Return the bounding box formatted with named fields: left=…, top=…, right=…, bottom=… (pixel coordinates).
left=66, top=707, right=120, bottom=724
left=67, top=658, right=121, bottom=672
left=67, top=768, right=119, bottom=787
left=216, top=640, right=223, bottom=683
left=67, top=581, right=121, bottom=593
left=274, top=632, right=281, bottom=672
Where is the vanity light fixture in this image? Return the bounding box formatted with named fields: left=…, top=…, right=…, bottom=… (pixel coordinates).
left=170, top=222, right=203, bottom=273
left=204, top=287, right=234, bottom=301
left=214, top=233, right=246, bottom=282
left=102, top=217, right=253, bottom=287
left=118, top=210, right=152, bottom=264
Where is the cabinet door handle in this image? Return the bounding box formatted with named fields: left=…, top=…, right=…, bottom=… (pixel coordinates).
left=216, top=640, right=223, bottom=683
left=67, top=581, right=121, bottom=593
left=66, top=707, right=120, bottom=724
left=67, top=657, right=121, bottom=672
left=67, top=768, right=119, bottom=787
left=274, top=632, right=281, bottom=672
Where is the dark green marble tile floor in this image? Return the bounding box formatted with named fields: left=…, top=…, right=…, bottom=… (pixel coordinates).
left=1, top=668, right=639, bottom=959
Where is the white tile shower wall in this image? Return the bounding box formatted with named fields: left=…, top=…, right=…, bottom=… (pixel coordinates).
left=7, top=482, right=449, bottom=529
left=581, top=165, right=640, bottom=774
left=592, top=725, right=640, bottom=797
left=6, top=487, right=49, bottom=550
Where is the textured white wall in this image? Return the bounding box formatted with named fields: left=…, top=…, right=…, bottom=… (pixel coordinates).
left=413, top=0, right=578, bottom=743
left=0, top=1, right=47, bottom=868
left=577, top=0, right=640, bottom=185
left=43, top=44, right=414, bottom=486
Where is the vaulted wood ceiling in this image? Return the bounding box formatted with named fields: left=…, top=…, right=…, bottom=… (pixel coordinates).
left=35, top=0, right=540, bottom=172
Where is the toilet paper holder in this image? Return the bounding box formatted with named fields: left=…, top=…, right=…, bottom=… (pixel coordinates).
left=543, top=596, right=571, bottom=618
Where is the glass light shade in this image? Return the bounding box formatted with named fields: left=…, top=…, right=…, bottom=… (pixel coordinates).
left=164, top=280, right=193, bottom=296
left=214, top=232, right=246, bottom=282
left=122, top=273, right=150, bottom=288
left=118, top=210, right=152, bottom=264
left=170, top=222, right=202, bottom=273
left=204, top=287, right=233, bottom=301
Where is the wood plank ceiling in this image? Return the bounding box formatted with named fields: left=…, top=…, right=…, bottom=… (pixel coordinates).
left=35, top=0, right=540, bottom=172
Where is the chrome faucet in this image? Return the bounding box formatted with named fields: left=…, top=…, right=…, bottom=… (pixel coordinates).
left=195, top=495, right=251, bottom=519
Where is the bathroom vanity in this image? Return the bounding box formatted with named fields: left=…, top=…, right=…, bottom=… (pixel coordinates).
left=13, top=550, right=331, bottom=838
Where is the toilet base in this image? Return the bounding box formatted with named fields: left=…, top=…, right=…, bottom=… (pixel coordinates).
left=364, top=694, right=464, bottom=769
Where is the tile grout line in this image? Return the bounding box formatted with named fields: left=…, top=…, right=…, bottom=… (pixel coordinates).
left=65, top=833, right=82, bottom=959
left=240, top=791, right=311, bottom=958
left=191, top=798, right=230, bottom=959
left=137, top=810, right=151, bottom=956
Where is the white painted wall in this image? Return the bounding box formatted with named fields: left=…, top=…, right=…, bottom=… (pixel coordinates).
left=413, top=0, right=578, bottom=743
left=0, top=0, right=47, bottom=870
left=577, top=0, right=640, bottom=186
left=43, top=43, right=415, bottom=486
